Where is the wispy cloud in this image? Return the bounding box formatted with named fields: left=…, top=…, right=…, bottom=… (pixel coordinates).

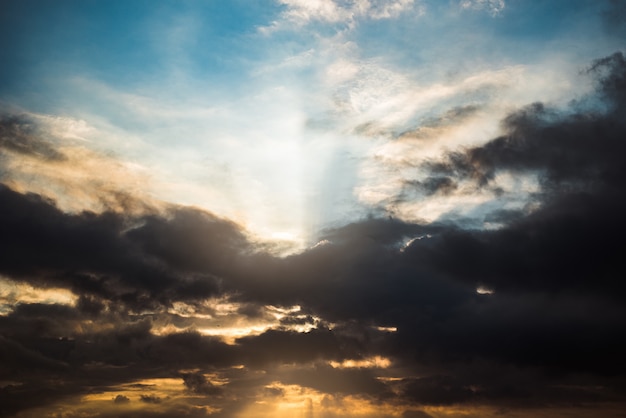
left=274, top=0, right=420, bottom=26
left=459, top=0, right=506, bottom=16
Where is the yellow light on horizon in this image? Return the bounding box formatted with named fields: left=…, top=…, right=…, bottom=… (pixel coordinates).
left=0, top=277, right=78, bottom=315
left=329, top=356, right=392, bottom=369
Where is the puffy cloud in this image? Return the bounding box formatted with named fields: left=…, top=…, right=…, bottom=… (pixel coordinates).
left=139, top=394, right=162, bottom=404
left=0, top=184, right=250, bottom=311
left=113, top=394, right=130, bottom=404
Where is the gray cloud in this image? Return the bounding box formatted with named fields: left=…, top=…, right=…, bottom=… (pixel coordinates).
left=181, top=372, right=222, bottom=395
left=0, top=184, right=241, bottom=310
left=0, top=115, right=65, bottom=162
left=139, top=394, right=162, bottom=404
left=113, top=394, right=130, bottom=404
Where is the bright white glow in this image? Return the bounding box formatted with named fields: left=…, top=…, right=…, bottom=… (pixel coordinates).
left=400, top=235, right=431, bottom=252
left=476, top=286, right=495, bottom=295
left=270, top=231, right=298, bottom=241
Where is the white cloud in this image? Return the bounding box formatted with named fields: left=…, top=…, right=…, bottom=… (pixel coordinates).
left=346, top=59, right=588, bottom=225
left=279, top=0, right=349, bottom=23
left=367, top=0, right=419, bottom=20
left=272, top=0, right=418, bottom=26
left=323, top=58, right=528, bottom=137
left=459, top=0, right=506, bottom=16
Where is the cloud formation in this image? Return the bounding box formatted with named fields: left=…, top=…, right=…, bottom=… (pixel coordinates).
left=1, top=0, right=626, bottom=416
left=1, top=52, right=626, bottom=417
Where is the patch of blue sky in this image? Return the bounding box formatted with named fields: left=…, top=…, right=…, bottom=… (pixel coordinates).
left=350, top=0, right=614, bottom=73
left=490, top=0, right=605, bottom=40
left=0, top=0, right=283, bottom=111
left=2, top=1, right=152, bottom=96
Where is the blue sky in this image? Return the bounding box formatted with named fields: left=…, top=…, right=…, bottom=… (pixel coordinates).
left=1, top=0, right=623, bottom=247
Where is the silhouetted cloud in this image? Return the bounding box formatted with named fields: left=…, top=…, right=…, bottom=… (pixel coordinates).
left=139, top=394, right=162, bottom=404
left=181, top=372, right=222, bottom=395
left=113, top=394, right=130, bottom=404
left=0, top=184, right=244, bottom=310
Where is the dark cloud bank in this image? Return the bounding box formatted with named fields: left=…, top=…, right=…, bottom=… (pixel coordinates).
left=1, top=53, right=626, bottom=416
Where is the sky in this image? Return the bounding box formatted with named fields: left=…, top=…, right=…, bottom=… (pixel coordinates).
left=0, top=0, right=625, bottom=417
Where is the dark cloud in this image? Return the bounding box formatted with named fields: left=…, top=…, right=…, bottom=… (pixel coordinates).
left=181, top=372, right=222, bottom=395
left=402, top=375, right=476, bottom=406
left=126, top=208, right=251, bottom=276
left=0, top=379, right=79, bottom=418
left=281, top=364, right=391, bottom=396
left=0, top=334, right=69, bottom=375
left=79, top=406, right=212, bottom=418
left=0, top=114, right=65, bottom=162
left=404, top=52, right=626, bottom=296
left=75, top=294, right=107, bottom=316
left=403, top=176, right=458, bottom=196
left=235, top=328, right=348, bottom=367
left=263, top=385, right=285, bottom=397
left=426, top=53, right=626, bottom=193
left=222, top=51, right=626, bottom=407
left=400, top=363, right=626, bottom=408
left=113, top=394, right=130, bottom=404
left=0, top=184, right=245, bottom=310
left=279, top=313, right=317, bottom=327
left=139, top=394, right=162, bottom=404
left=402, top=411, right=433, bottom=418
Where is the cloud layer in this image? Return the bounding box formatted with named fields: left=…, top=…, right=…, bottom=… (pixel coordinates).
left=1, top=51, right=626, bottom=417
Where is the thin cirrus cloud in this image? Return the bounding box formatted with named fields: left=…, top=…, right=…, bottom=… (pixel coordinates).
left=1, top=0, right=626, bottom=417
left=269, top=0, right=420, bottom=27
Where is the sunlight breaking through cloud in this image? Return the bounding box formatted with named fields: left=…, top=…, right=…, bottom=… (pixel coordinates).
left=1, top=1, right=626, bottom=417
